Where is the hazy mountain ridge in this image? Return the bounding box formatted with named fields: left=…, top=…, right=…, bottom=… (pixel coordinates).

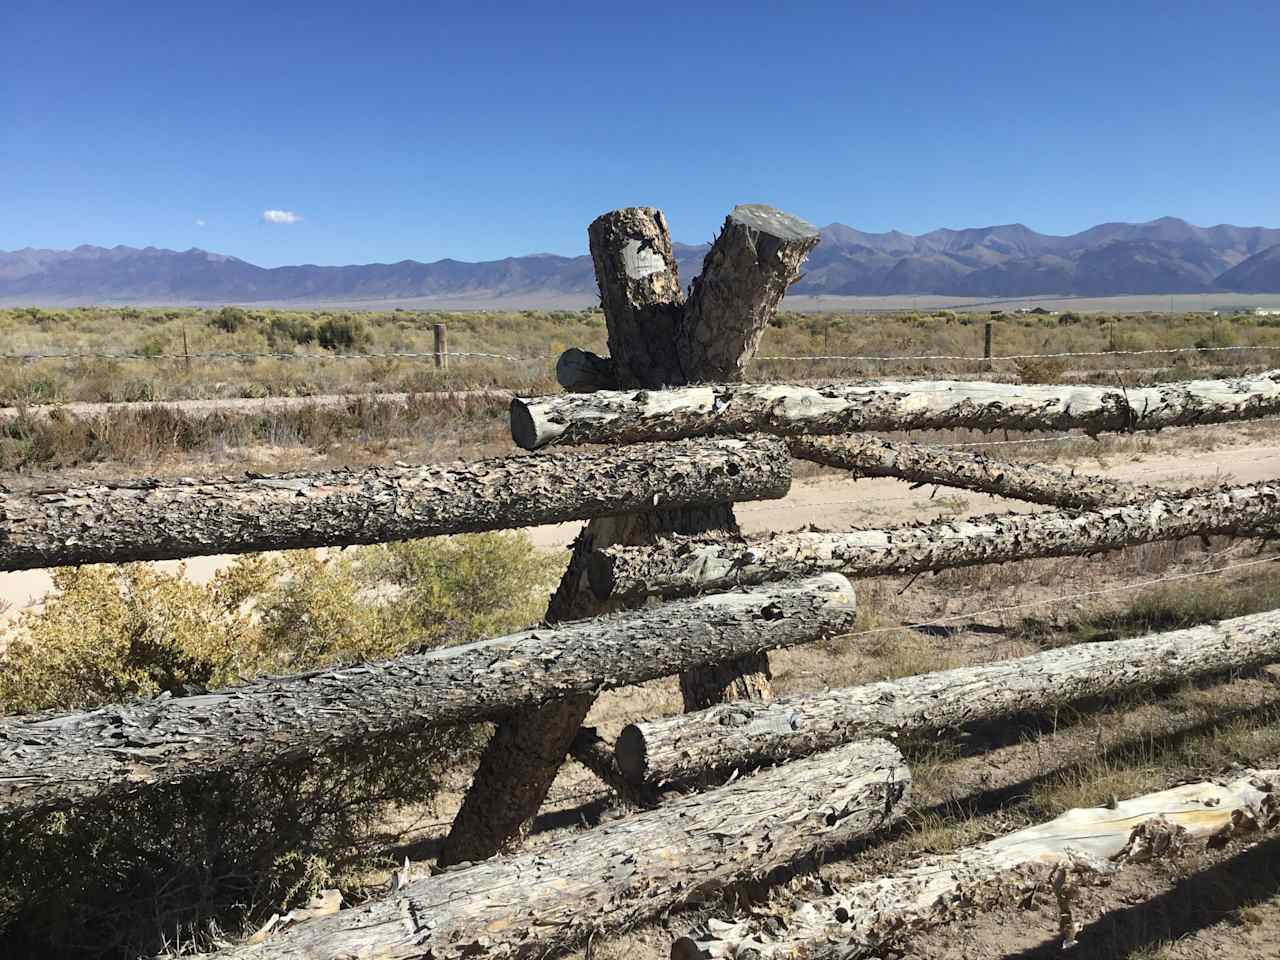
left=5, top=216, right=1280, bottom=305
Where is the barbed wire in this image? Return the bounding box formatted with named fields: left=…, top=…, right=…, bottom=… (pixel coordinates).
left=753, top=344, right=1280, bottom=363
left=0, top=350, right=545, bottom=364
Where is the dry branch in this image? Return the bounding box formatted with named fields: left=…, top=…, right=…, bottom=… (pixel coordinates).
left=591, top=482, right=1280, bottom=601
left=0, top=574, right=857, bottom=816
left=510, top=370, right=1280, bottom=450
left=0, top=437, right=790, bottom=571
left=673, top=769, right=1280, bottom=959
left=618, top=607, right=1280, bottom=787
left=788, top=434, right=1163, bottom=509
left=212, top=739, right=910, bottom=960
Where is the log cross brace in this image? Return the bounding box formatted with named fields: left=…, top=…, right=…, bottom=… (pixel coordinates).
left=439, top=204, right=821, bottom=864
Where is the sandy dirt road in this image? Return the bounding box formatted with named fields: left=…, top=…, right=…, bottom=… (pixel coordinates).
left=4, top=440, right=1279, bottom=632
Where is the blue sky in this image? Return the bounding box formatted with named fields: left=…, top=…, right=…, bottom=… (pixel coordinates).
left=4, top=1, right=1279, bottom=266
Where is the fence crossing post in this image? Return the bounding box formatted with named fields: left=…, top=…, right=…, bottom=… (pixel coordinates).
left=984, top=319, right=993, bottom=359
left=433, top=322, right=448, bottom=370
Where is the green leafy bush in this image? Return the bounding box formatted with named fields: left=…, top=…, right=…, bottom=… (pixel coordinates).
left=0, top=534, right=558, bottom=958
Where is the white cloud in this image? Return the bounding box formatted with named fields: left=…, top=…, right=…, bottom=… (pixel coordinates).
left=195, top=218, right=207, bottom=227
left=261, top=209, right=303, bottom=225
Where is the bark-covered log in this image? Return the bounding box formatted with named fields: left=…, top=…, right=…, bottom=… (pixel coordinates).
left=510, top=371, right=1280, bottom=450
left=591, top=483, right=1280, bottom=601
left=618, top=607, right=1280, bottom=787
left=212, top=739, right=910, bottom=960
left=0, top=574, right=857, bottom=816
left=555, top=346, right=618, bottom=392
left=788, top=434, right=1163, bottom=509
left=0, top=437, right=790, bottom=571
left=678, top=205, right=820, bottom=381
left=673, top=769, right=1280, bottom=959
left=587, top=207, right=686, bottom=388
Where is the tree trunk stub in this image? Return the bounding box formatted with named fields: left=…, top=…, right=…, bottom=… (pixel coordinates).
left=212, top=739, right=909, bottom=960
left=510, top=371, right=1280, bottom=450
left=618, top=606, right=1280, bottom=787
left=673, top=770, right=1280, bottom=960
left=0, top=437, right=790, bottom=572
left=446, top=204, right=819, bottom=863
left=0, top=574, right=857, bottom=817
left=591, top=482, right=1280, bottom=602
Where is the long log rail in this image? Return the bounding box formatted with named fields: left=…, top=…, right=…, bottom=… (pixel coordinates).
left=210, top=738, right=909, bottom=960
left=616, top=606, right=1280, bottom=788
left=788, top=434, right=1165, bottom=509
left=590, top=482, right=1280, bottom=602
left=510, top=370, right=1280, bottom=450
left=0, top=437, right=790, bottom=571
left=0, top=574, right=857, bottom=816
left=673, top=769, right=1280, bottom=959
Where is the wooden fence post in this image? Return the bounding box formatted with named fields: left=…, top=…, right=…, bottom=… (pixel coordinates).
left=433, top=322, right=448, bottom=369
left=983, top=318, right=993, bottom=359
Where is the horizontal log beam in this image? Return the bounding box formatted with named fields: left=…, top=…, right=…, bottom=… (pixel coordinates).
left=212, top=738, right=910, bottom=960
left=0, top=436, right=790, bottom=571
left=618, top=607, right=1280, bottom=787
left=788, top=434, right=1163, bottom=509
left=591, top=483, right=1280, bottom=602
left=510, top=370, right=1280, bottom=450
left=673, top=769, right=1280, bottom=959
left=0, top=574, right=857, bottom=816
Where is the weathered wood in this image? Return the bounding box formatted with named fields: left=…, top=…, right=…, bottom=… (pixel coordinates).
left=555, top=346, right=618, bottom=392
left=789, top=434, right=1163, bottom=509
left=510, top=370, right=1280, bottom=450
left=618, top=607, right=1280, bottom=787
left=212, top=739, right=910, bottom=960
left=0, top=437, right=790, bottom=571
left=448, top=206, right=816, bottom=863
left=591, top=483, right=1280, bottom=602
left=0, top=574, right=857, bottom=816
left=673, top=770, right=1280, bottom=959
left=587, top=207, right=686, bottom=389
left=679, top=204, right=820, bottom=381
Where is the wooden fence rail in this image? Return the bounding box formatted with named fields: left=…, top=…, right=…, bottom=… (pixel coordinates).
left=591, top=482, right=1280, bottom=602
left=615, top=606, right=1280, bottom=788
left=511, top=371, right=1280, bottom=450
left=0, top=436, right=789, bottom=571
left=0, top=574, right=856, bottom=816
left=210, top=739, right=909, bottom=960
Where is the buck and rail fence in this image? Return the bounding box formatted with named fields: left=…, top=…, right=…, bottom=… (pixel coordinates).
left=4, top=204, right=1280, bottom=959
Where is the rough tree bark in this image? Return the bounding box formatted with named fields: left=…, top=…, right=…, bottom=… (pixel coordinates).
left=510, top=371, right=1280, bottom=450
left=617, top=607, right=1280, bottom=787
left=0, top=438, right=790, bottom=571
left=0, top=574, right=857, bottom=816
left=673, top=770, right=1280, bottom=960
left=211, top=739, right=910, bottom=960
left=555, top=346, right=617, bottom=392
left=788, top=434, right=1164, bottom=509
left=678, top=204, right=821, bottom=381
left=591, top=482, right=1280, bottom=602
left=443, top=205, right=819, bottom=865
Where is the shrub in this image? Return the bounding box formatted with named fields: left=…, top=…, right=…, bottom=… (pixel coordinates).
left=210, top=306, right=248, bottom=334
left=317, top=314, right=371, bottom=352
left=0, top=534, right=557, bottom=957
left=1015, top=356, right=1068, bottom=384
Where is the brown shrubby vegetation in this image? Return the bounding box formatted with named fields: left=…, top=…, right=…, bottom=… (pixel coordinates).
left=0, top=534, right=560, bottom=958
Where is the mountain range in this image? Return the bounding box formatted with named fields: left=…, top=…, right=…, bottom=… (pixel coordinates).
left=4, top=216, right=1280, bottom=306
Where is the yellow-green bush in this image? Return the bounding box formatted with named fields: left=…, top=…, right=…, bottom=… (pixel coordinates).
left=0, top=533, right=559, bottom=958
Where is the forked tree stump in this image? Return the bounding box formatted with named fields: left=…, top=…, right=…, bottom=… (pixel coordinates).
left=440, top=204, right=819, bottom=866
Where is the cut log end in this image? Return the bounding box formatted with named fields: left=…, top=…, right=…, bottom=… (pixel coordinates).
left=556, top=348, right=618, bottom=393
left=615, top=723, right=648, bottom=785
left=728, top=203, right=820, bottom=242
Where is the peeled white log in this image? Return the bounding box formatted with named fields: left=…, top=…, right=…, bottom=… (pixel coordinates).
left=591, top=482, right=1280, bottom=601
left=510, top=370, right=1280, bottom=450
left=210, top=739, right=910, bottom=960
left=673, top=770, right=1280, bottom=959
left=618, top=607, right=1280, bottom=787
left=0, top=574, right=857, bottom=816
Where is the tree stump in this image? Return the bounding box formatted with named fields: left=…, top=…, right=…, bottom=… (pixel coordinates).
left=440, top=204, right=819, bottom=866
